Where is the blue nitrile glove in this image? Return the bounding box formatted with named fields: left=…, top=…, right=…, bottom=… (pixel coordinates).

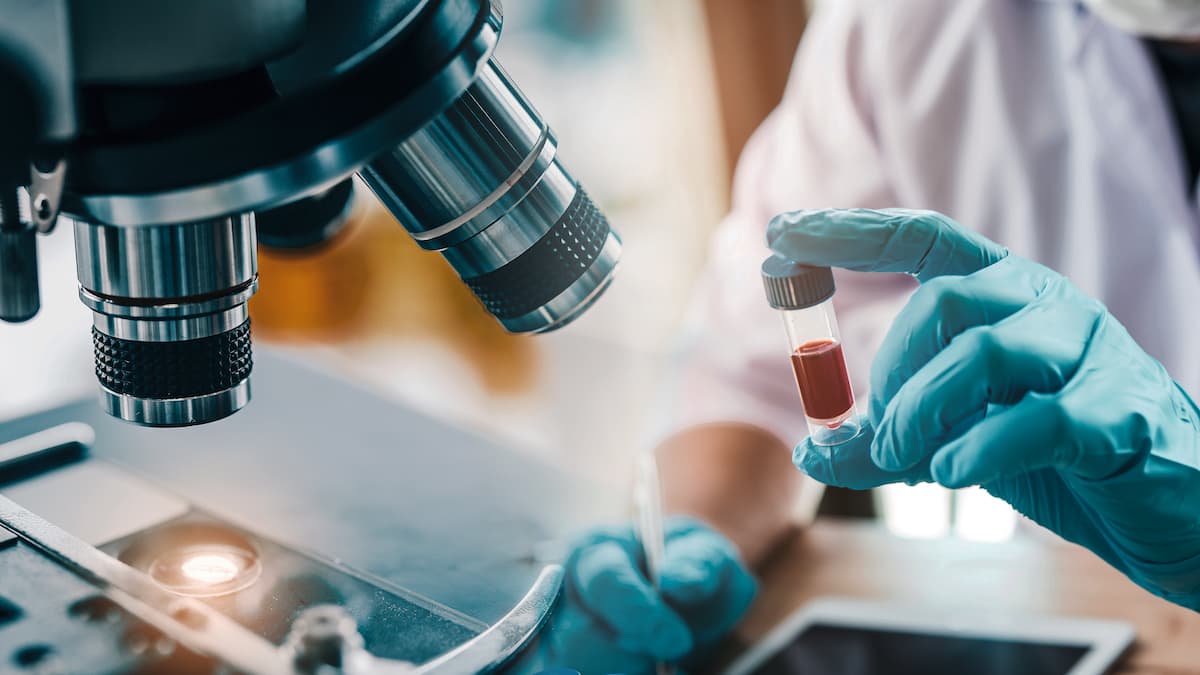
left=539, top=517, right=756, bottom=674
left=770, top=208, right=1200, bottom=609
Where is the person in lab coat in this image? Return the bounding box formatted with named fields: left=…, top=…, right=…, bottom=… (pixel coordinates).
left=553, top=0, right=1200, bottom=670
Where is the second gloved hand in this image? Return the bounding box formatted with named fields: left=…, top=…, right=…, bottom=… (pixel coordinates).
left=540, top=517, right=756, bottom=674
left=771, top=208, right=1200, bottom=610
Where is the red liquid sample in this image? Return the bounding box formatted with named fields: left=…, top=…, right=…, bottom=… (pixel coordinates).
left=790, top=339, right=854, bottom=425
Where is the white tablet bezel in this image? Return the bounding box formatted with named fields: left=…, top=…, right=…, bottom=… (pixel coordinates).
left=725, top=597, right=1134, bottom=675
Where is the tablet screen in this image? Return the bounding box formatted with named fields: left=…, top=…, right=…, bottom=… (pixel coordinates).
left=747, top=624, right=1091, bottom=675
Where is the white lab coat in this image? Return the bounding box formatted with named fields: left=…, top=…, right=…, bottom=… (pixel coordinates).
left=668, top=0, right=1200, bottom=451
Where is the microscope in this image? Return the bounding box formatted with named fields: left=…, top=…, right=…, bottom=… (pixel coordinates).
left=0, top=1, right=621, bottom=672
left=0, top=0, right=620, bottom=427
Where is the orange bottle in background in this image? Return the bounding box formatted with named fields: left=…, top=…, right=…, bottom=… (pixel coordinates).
left=250, top=184, right=538, bottom=395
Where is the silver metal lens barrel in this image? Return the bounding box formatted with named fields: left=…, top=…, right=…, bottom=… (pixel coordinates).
left=73, top=215, right=257, bottom=426
left=360, top=57, right=621, bottom=334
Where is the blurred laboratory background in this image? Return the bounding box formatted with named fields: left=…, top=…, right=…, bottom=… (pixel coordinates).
left=0, top=0, right=1015, bottom=543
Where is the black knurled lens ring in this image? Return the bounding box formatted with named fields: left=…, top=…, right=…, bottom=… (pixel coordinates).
left=93, top=321, right=253, bottom=399
left=463, top=189, right=611, bottom=320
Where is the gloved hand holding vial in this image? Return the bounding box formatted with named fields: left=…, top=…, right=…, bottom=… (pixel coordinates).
left=770, top=207, right=1200, bottom=611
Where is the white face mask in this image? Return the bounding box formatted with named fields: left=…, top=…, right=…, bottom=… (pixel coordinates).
left=1080, top=0, right=1200, bottom=38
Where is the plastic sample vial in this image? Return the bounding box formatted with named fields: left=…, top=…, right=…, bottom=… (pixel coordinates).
left=761, top=255, right=861, bottom=446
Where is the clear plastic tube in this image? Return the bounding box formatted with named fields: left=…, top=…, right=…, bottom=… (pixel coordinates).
left=778, top=297, right=861, bottom=446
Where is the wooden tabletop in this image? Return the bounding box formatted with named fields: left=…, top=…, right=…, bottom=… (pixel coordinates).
left=730, top=519, right=1200, bottom=674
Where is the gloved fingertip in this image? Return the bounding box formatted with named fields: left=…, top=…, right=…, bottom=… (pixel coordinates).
left=930, top=444, right=975, bottom=489
left=662, top=527, right=743, bottom=602
left=765, top=219, right=784, bottom=249
left=720, top=556, right=759, bottom=613
left=730, top=568, right=759, bottom=616
left=766, top=209, right=839, bottom=259
left=766, top=208, right=812, bottom=242
left=677, top=566, right=758, bottom=649
left=617, top=611, right=694, bottom=661
left=794, top=440, right=835, bottom=482
left=660, top=561, right=722, bottom=601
